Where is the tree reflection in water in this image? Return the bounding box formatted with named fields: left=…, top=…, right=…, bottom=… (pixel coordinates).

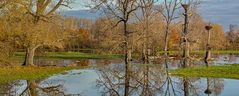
left=0, top=80, right=71, bottom=96
left=0, top=81, right=21, bottom=96
left=20, top=80, right=66, bottom=96
left=96, top=58, right=176, bottom=96
left=96, top=58, right=225, bottom=96
left=0, top=58, right=226, bottom=96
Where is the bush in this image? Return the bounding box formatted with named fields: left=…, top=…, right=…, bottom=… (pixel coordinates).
left=0, top=42, right=15, bottom=66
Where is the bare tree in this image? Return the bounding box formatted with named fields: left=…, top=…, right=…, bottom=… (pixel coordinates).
left=159, top=0, right=182, bottom=54
left=90, top=0, right=144, bottom=96
left=227, top=24, right=239, bottom=49
left=181, top=3, right=190, bottom=67
left=21, top=0, right=72, bottom=66
left=138, top=0, right=155, bottom=64
left=180, top=0, right=201, bottom=67
left=90, top=0, right=143, bottom=65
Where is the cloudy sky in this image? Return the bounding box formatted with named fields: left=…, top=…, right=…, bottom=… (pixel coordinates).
left=61, top=0, right=239, bottom=31
left=198, top=0, right=239, bottom=30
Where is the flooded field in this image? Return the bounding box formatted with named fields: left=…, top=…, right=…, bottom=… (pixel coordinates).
left=1, top=54, right=239, bottom=96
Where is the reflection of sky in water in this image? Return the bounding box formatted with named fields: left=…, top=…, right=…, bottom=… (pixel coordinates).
left=221, top=79, right=239, bottom=96
left=12, top=69, right=239, bottom=96
left=10, top=80, right=27, bottom=96
left=42, top=69, right=101, bottom=95
left=213, top=54, right=239, bottom=65
left=4, top=54, right=239, bottom=96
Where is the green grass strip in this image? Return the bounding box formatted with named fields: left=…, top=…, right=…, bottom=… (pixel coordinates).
left=170, top=64, right=239, bottom=79
left=0, top=66, right=87, bottom=84
left=15, top=52, right=124, bottom=60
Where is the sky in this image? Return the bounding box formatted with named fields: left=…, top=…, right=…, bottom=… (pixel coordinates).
left=198, top=0, right=239, bottom=31
left=61, top=0, right=90, bottom=10
left=61, top=0, right=239, bottom=31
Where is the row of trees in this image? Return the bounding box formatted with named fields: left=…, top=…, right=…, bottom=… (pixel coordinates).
left=87, top=0, right=229, bottom=65
left=0, top=0, right=74, bottom=66
left=0, top=0, right=238, bottom=66
left=51, top=15, right=230, bottom=52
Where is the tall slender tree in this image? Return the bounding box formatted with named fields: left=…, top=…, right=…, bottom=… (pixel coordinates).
left=159, top=0, right=182, bottom=54
left=90, top=0, right=143, bottom=95
left=21, top=0, right=72, bottom=66
left=138, top=0, right=155, bottom=64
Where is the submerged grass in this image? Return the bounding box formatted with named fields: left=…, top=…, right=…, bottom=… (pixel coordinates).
left=0, top=66, right=87, bottom=84
left=170, top=64, right=239, bottom=79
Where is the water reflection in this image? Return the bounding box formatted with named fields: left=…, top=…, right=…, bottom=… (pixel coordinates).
left=214, top=54, right=239, bottom=64
left=1, top=54, right=239, bottom=95
left=0, top=65, right=233, bottom=96
left=0, top=80, right=65, bottom=96
left=0, top=81, right=20, bottom=95
left=96, top=60, right=227, bottom=96
left=22, top=80, right=65, bottom=96
left=34, top=59, right=123, bottom=67
left=33, top=54, right=239, bottom=67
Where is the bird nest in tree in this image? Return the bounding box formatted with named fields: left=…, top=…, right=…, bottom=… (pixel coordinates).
left=205, top=26, right=213, bottom=30
left=182, top=4, right=190, bottom=10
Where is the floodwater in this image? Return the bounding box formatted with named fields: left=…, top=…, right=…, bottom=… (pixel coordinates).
left=1, top=54, right=239, bottom=96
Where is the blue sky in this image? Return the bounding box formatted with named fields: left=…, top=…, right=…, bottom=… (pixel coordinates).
left=61, top=0, right=90, bottom=10
left=61, top=0, right=239, bottom=31
left=198, top=0, right=239, bottom=30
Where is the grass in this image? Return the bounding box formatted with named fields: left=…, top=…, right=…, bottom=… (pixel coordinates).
left=4, top=52, right=123, bottom=84
left=0, top=66, right=87, bottom=84
left=212, top=50, right=239, bottom=54
left=170, top=64, right=239, bottom=79
left=158, top=50, right=239, bottom=55
left=15, top=52, right=124, bottom=60
left=193, top=50, right=239, bottom=54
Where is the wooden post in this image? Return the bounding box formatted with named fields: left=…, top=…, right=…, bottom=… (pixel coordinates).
left=204, top=24, right=213, bottom=66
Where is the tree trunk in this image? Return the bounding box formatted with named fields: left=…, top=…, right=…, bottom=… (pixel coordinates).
left=124, top=33, right=131, bottom=96
left=125, top=35, right=132, bottom=66
left=22, top=46, right=38, bottom=66
left=142, top=36, right=149, bottom=64
left=142, top=44, right=146, bottom=61
left=182, top=40, right=190, bottom=67
left=182, top=5, right=190, bottom=68
left=123, top=21, right=132, bottom=65
left=164, top=24, right=170, bottom=53
left=142, top=16, right=150, bottom=64
left=22, top=48, right=28, bottom=66
left=123, top=20, right=132, bottom=96
left=164, top=25, right=170, bottom=66
left=125, top=35, right=132, bottom=65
